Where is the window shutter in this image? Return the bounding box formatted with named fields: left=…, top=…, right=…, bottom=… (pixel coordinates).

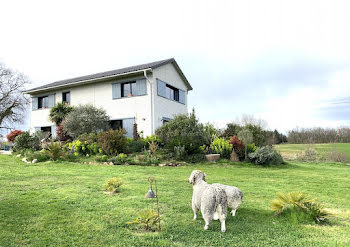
left=157, top=79, right=166, bottom=97
left=112, top=83, right=121, bottom=99
left=179, top=90, right=186, bottom=104
left=48, top=94, right=55, bottom=108
left=122, top=118, right=134, bottom=138
left=34, top=127, right=41, bottom=132
left=135, top=79, right=147, bottom=96
left=51, top=125, right=57, bottom=139
left=32, top=97, right=38, bottom=110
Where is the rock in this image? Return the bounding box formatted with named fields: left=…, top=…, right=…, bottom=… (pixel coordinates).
left=108, top=162, right=114, bottom=165
left=205, top=154, right=220, bottom=162
left=89, top=162, right=94, bottom=165
left=159, top=163, right=166, bottom=167
left=32, top=159, right=38, bottom=163
left=86, top=154, right=89, bottom=157
left=16, top=154, right=21, bottom=157
left=230, top=150, right=239, bottom=162
left=22, top=157, right=27, bottom=163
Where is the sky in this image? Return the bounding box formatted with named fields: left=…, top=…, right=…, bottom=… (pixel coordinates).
left=1, top=0, right=350, bottom=134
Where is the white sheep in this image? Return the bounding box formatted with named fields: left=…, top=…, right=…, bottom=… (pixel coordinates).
left=189, top=170, right=228, bottom=232
left=212, top=183, right=243, bottom=217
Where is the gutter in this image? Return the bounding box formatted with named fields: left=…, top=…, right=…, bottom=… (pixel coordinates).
left=143, top=69, right=154, bottom=134
left=24, top=69, right=149, bottom=94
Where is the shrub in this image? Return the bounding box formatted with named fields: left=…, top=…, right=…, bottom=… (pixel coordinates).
left=229, top=136, right=245, bottom=160
left=98, top=129, right=127, bottom=155
left=248, top=146, right=284, bottom=165
left=13, top=132, right=41, bottom=152
left=155, top=109, right=208, bottom=154
left=67, top=140, right=100, bottom=156
left=62, top=104, right=110, bottom=138
left=77, top=133, right=98, bottom=144
left=127, top=209, right=160, bottom=231
left=24, top=150, right=50, bottom=162
left=144, top=135, right=162, bottom=147
left=133, top=122, right=140, bottom=141
left=103, top=177, right=123, bottom=193
left=246, top=143, right=257, bottom=154
left=95, top=154, right=109, bottom=162
left=210, top=137, right=233, bottom=159
left=49, top=102, right=73, bottom=125
left=324, top=149, right=350, bottom=163
left=127, top=139, right=145, bottom=153
left=298, top=146, right=318, bottom=162
left=174, top=145, right=187, bottom=160
left=148, top=140, right=159, bottom=155
left=44, top=142, right=65, bottom=161
left=6, top=130, right=23, bottom=143
left=271, top=192, right=330, bottom=224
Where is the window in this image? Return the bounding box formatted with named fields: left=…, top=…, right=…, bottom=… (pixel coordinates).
left=110, top=120, right=123, bottom=130
left=41, top=126, right=51, bottom=133
left=38, top=96, right=49, bottom=109
left=166, top=85, right=179, bottom=101
left=121, top=82, right=136, bottom=97
left=157, top=79, right=184, bottom=104
left=162, top=117, right=172, bottom=124
left=62, top=92, right=70, bottom=104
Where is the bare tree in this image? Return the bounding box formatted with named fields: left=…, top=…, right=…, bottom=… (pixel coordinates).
left=0, top=62, right=30, bottom=130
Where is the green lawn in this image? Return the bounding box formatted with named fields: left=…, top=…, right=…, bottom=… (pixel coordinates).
left=0, top=155, right=350, bottom=246
left=275, top=143, right=350, bottom=158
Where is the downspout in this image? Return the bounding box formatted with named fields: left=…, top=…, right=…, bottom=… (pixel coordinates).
left=143, top=69, right=154, bottom=134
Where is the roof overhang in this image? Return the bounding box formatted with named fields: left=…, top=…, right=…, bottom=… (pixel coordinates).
left=24, top=69, right=150, bottom=95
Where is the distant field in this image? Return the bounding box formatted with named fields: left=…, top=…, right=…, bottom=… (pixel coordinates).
left=275, top=143, right=350, bottom=158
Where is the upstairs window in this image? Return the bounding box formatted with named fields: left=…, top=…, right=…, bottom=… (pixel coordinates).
left=157, top=79, right=185, bottom=104
left=62, top=92, right=70, bottom=104
left=38, top=96, right=49, bottom=109
left=166, top=84, right=179, bottom=101
left=121, top=82, right=136, bottom=97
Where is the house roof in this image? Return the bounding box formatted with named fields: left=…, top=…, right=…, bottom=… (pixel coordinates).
left=25, top=58, right=192, bottom=94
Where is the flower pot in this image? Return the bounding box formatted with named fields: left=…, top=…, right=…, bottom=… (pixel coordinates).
left=205, top=154, right=220, bottom=162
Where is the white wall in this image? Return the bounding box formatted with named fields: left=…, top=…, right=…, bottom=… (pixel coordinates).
left=152, top=63, right=188, bottom=131
left=29, top=62, right=190, bottom=137
left=30, top=75, right=153, bottom=136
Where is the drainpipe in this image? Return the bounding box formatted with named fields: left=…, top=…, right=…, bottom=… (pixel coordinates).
left=143, top=69, right=154, bottom=135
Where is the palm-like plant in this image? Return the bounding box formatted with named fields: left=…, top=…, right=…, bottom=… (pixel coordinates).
left=271, top=192, right=330, bottom=223
left=49, top=102, right=73, bottom=126
left=126, top=209, right=160, bottom=231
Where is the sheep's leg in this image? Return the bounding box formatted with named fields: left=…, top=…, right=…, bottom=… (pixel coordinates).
left=217, top=205, right=227, bottom=232
left=231, top=209, right=236, bottom=216
left=204, top=217, right=210, bottom=230
left=192, top=203, right=198, bottom=220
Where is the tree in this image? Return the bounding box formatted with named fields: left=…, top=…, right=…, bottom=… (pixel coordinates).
left=49, top=102, right=73, bottom=126
left=238, top=129, right=253, bottom=161
left=6, top=130, right=23, bottom=142
left=0, top=62, right=30, bottom=130
left=62, top=104, right=110, bottom=139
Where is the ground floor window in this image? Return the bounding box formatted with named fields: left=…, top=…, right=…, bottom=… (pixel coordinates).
left=110, top=120, right=123, bottom=130
left=41, top=126, right=52, bottom=133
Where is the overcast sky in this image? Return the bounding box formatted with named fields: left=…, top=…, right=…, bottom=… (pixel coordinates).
left=1, top=0, right=350, bottom=133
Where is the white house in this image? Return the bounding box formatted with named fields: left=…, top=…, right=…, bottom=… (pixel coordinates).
left=25, top=58, right=193, bottom=138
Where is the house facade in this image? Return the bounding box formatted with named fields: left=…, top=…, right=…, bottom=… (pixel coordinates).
left=25, top=58, right=192, bottom=138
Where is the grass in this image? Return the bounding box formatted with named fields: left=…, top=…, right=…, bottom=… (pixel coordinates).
left=275, top=143, right=350, bottom=160
left=1, top=155, right=350, bottom=246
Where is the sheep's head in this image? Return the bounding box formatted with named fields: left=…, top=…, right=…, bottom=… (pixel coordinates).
left=189, top=170, right=206, bottom=185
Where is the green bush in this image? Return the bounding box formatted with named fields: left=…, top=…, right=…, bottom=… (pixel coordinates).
left=155, top=109, right=208, bottom=154
left=44, top=142, right=65, bottom=161
left=97, top=129, right=127, bottom=156
left=271, top=192, right=330, bottom=224
left=248, top=146, right=284, bottom=165
left=246, top=143, right=257, bottom=154
left=62, top=104, right=110, bottom=138
left=77, top=133, right=98, bottom=144
left=103, top=177, right=123, bottom=193
left=13, top=132, right=41, bottom=152
left=95, top=154, right=109, bottom=162
left=127, top=209, right=160, bottom=231
left=24, top=150, right=50, bottom=162
left=67, top=140, right=100, bottom=156
left=174, top=145, right=187, bottom=160
left=127, top=139, right=146, bottom=153
left=210, top=137, right=233, bottom=159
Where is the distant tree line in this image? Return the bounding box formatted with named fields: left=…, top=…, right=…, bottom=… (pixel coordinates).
left=287, top=127, right=350, bottom=144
